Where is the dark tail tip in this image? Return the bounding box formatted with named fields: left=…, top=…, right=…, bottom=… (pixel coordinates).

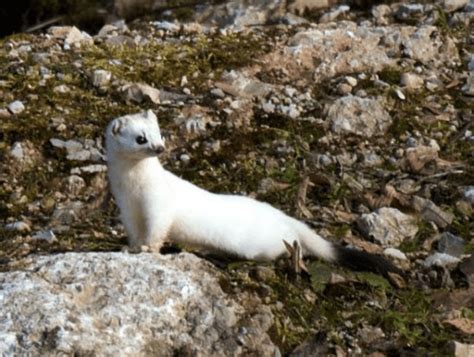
left=335, top=245, right=404, bottom=279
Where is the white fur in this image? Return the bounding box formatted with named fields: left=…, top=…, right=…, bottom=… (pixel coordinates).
left=106, top=110, right=336, bottom=262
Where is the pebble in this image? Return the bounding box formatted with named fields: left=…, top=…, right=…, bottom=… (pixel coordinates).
left=394, top=88, right=406, bottom=100
left=5, top=221, right=31, bottom=233
left=10, top=142, right=24, bottom=160
left=423, top=252, right=460, bottom=268
left=345, top=76, right=358, bottom=86
left=8, top=100, right=25, bottom=114
left=400, top=72, right=424, bottom=89
left=438, top=232, right=465, bottom=257
left=91, top=69, right=112, bottom=87
left=464, top=186, right=474, bottom=204
left=32, top=230, right=57, bottom=242
left=180, top=154, right=191, bottom=164
left=384, top=247, right=407, bottom=260
left=211, top=88, right=225, bottom=98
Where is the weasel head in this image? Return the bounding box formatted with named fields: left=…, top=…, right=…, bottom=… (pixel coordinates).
left=106, top=110, right=165, bottom=160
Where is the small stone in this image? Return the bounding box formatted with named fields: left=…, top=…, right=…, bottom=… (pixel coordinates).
left=452, top=341, right=474, bottom=357
left=5, top=221, right=31, bottom=233
left=180, top=154, right=191, bottom=164
left=443, top=0, right=468, bottom=13
left=463, top=186, right=474, bottom=204
left=261, top=101, right=275, bottom=113
left=251, top=266, right=276, bottom=282
left=65, top=175, right=86, bottom=196
left=384, top=248, right=407, bottom=261
left=0, top=109, right=11, bottom=118
left=8, top=100, right=25, bottom=114
left=337, top=83, right=352, bottom=95
left=32, top=230, right=57, bottom=242
left=70, top=164, right=107, bottom=175
left=395, top=4, right=424, bottom=20
left=153, top=21, right=180, bottom=32
left=182, top=88, right=191, bottom=95
left=120, top=83, right=161, bottom=104
left=394, top=88, right=406, bottom=100
left=412, top=196, right=454, bottom=228
left=345, top=76, right=358, bottom=87
left=438, top=232, right=465, bottom=257
left=462, top=74, right=474, bottom=96
left=10, top=142, right=24, bottom=160
left=53, top=85, right=70, bottom=93
left=327, top=96, right=392, bottom=137
left=67, top=150, right=91, bottom=161
left=91, top=70, right=112, bottom=87
left=423, top=252, right=460, bottom=268
left=357, top=207, right=418, bottom=247
left=211, top=88, right=225, bottom=98
left=400, top=72, right=424, bottom=89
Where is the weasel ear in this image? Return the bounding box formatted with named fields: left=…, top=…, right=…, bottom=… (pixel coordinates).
left=144, top=109, right=157, bottom=122
left=110, top=119, right=123, bottom=136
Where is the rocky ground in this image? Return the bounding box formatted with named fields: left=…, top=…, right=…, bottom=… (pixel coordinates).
left=0, top=0, right=473, bottom=355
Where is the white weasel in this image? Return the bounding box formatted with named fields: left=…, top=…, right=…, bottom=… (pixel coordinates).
left=106, top=110, right=399, bottom=276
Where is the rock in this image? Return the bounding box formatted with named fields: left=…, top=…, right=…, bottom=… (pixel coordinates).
left=120, top=83, right=161, bottom=104
left=153, top=21, right=180, bottom=32
left=452, top=341, right=474, bottom=357
left=326, top=96, right=392, bottom=137
left=289, top=0, right=330, bottom=15
left=179, top=154, right=191, bottom=164
left=404, top=145, right=439, bottom=173
left=32, top=230, right=57, bottom=242
left=438, top=232, right=465, bottom=257
left=7, top=100, right=25, bottom=114
left=320, top=5, right=350, bottom=23
left=459, top=255, right=474, bottom=287
left=91, top=69, right=112, bottom=88
left=49, top=26, right=93, bottom=47
left=67, top=149, right=92, bottom=161
left=51, top=201, right=84, bottom=225
left=402, top=26, right=459, bottom=65
left=65, top=175, right=86, bottom=196
left=464, top=186, right=474, bottom=204
left=357, top=207, right=418, bottom=247
left=9, top=142, right=24, bottom=160
left=0, top=252, right=276, bottom=356
left=0, top=108, right=11, bottom=118
left=424, top=252, right=461, bottom=268
left=210, top=88, right=226, bottom=98
left=384, top=248, right=407, bottom=261
left=358, top=325, right=385, bottom=345
left=53, top=85, right=70, bottom=94
left=462, top=74, right=474, bottom=96
left=412, top=196, right=454, bottom=228
left=443, top=0, right=468, bottom=12
left=5, top=221, right=31, bottom=233
left=395, top=4, right=424, bottom=20
left=400, top=72, right=424, bottom=89
left=217, top=71, right=273, bottom=98
left=70, top=164, right=107, bottom=175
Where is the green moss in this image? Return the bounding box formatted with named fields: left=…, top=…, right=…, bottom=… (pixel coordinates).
left=378, top=67, right=402, bottom=86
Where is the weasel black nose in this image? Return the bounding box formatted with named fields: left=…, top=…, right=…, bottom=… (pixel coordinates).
left=155, top=145, right=165, bottom=154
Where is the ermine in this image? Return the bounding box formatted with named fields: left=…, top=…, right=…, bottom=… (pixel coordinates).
left=106, top=110, right=401, bottom=277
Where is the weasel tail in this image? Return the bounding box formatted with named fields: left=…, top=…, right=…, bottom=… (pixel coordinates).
left=106, top=110, right=402, bottom=279
left=295, top=222, right=402, bottom=278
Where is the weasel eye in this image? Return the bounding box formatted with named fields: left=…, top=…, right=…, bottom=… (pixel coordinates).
left=136, top=135, right=147, bottom=145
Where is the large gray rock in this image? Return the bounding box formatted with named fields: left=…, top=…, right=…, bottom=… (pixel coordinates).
left=326, top=96, right=392, bottom=137
left=0, top=252, right=277, bottom=356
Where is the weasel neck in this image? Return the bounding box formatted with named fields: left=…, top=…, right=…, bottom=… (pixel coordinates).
left=109, top=154, right=164, bottom=177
